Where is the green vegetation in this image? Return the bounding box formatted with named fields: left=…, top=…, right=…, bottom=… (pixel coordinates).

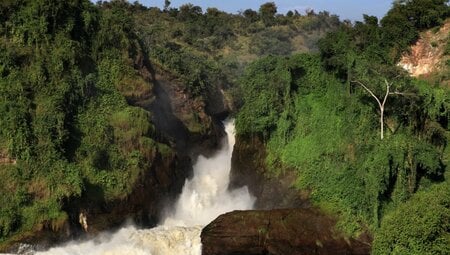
left=0, top=0, right=169, bottom=242
left=236, top=0, right=450, bottom=253
left=0, top=0, right=449, bottom=253
left=0, top=0, right=343, bottom=245
left=132, top=1, right=340, bottom=95
left=381, top=0, right=450, bottom=60
left=373, top=178, right=450, bottom=254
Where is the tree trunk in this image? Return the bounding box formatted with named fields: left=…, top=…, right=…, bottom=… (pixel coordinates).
left=380, top=108, right=384, bottom=140
left=352, top=79, right=392, bottom=140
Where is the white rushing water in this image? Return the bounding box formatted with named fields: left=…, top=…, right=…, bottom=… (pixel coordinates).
left=35, top=119, right=254, bottom=255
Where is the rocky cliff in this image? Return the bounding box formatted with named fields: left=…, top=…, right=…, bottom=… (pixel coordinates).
left=399, top=19, right=449, bottom=85
left=230, top=135, right=309, bottom=209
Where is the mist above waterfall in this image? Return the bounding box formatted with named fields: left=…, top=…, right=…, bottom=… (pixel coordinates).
left=35, top=119, right=254, bottom=255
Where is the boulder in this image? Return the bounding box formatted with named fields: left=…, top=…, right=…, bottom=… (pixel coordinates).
left=201, top=209, right=371, bottom=255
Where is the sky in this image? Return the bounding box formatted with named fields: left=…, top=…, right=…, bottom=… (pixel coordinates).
left=135, top=0, right=394, bottom=21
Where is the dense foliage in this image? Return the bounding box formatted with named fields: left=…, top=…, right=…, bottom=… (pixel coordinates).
left=1, top=0, right=449, bottom=254
left=236, top=0, right=450, bottom=253
left=0, top=0, right=343, bottom=245
left=0, top=0, right=169, bottom=242
left=373, top=179, right=450, bottom=254
left=131, top=1, right=340, bottom=96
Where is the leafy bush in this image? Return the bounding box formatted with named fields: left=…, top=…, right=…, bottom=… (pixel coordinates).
left=373, top=180, right=450, bottom=255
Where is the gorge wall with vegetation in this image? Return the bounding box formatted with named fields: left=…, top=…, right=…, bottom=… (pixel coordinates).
left=235, top=1, right=450, bottom=254
left=0, top=0, right=449, bottom=254
left=0, top=0, right=342, bottom=250
left=0, top=0, right=185, bottom=248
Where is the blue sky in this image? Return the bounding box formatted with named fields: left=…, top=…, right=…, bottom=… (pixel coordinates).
left=134, top=0, right=394, bottom=21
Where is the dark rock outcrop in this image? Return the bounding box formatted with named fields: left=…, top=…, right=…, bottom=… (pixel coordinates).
left=67, top=150, right=191, bottom=234
left=230, top=135, right=309, bottom=209
left=1, top=150, right=191, bottom=254
left=201, top=209, right=371, bottom=255
left=145, top=71, right=225, bottom=158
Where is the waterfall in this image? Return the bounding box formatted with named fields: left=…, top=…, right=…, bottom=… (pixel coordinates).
left=163, top=119, right=254, bottom=227
left=35, top=119, right=254, bottom=255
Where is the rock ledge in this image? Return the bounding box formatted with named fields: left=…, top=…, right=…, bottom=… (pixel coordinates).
left=201, top=209, right=371, bottom=255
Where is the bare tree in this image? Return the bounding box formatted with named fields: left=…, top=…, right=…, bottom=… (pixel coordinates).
left=352, top=79, right=413, bottom=140
left=353, top=75, right=417, bottom=139
left=353, top=79, right=390, bottom=139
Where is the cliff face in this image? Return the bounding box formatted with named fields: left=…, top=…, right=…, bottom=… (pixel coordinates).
left=398, top=19, right=449, bottom=82
left=230, top=135, right=309, bottom=209
left=68, top=47, right=228, bottom=235
left=1, top=48, right=229, bottom=253
left=124, top=46, right=227, bottom=158
left=4, top=150, right=190, bottom=252
left=145, top=70, right=225, bottom=158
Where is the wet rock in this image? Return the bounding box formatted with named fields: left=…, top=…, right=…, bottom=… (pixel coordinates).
left=143, top=70, right=225, bottom=158
left=201, top=209, right=371, bottom=255
left=230, top=135, right=309, bottom=209
left=67, top=150, right=191, bottom=234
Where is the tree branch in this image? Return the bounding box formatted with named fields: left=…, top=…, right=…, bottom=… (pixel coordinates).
left=381, top=79, right=390, bottom=108
left=351, top=80, right=382, bottom=108
left=389, top=91, right=416, bottom=96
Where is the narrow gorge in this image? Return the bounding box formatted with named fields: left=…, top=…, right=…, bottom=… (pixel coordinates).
left=30, top=120, right=254, bottom=255
left=0, top=1, right=448, bottom=255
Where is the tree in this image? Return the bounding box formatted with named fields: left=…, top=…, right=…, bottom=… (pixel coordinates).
left=164, top=0, right=170, bottom=11
left=352, top=79, right=392, bottom=140
left=243, top=8, right=258, bottom=22
left=259, top=2, right=277, bottom=26
left=352, top=77, right=414, bottom=140
left=286, top=10, right=294, bottom=18
left=389, top=0, right=450, bottom=29
left=373, top=181, right=450, bottom=255
left=178, top=4, right=202, bottom=21
left=319, top=28, right=356, bottom=82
